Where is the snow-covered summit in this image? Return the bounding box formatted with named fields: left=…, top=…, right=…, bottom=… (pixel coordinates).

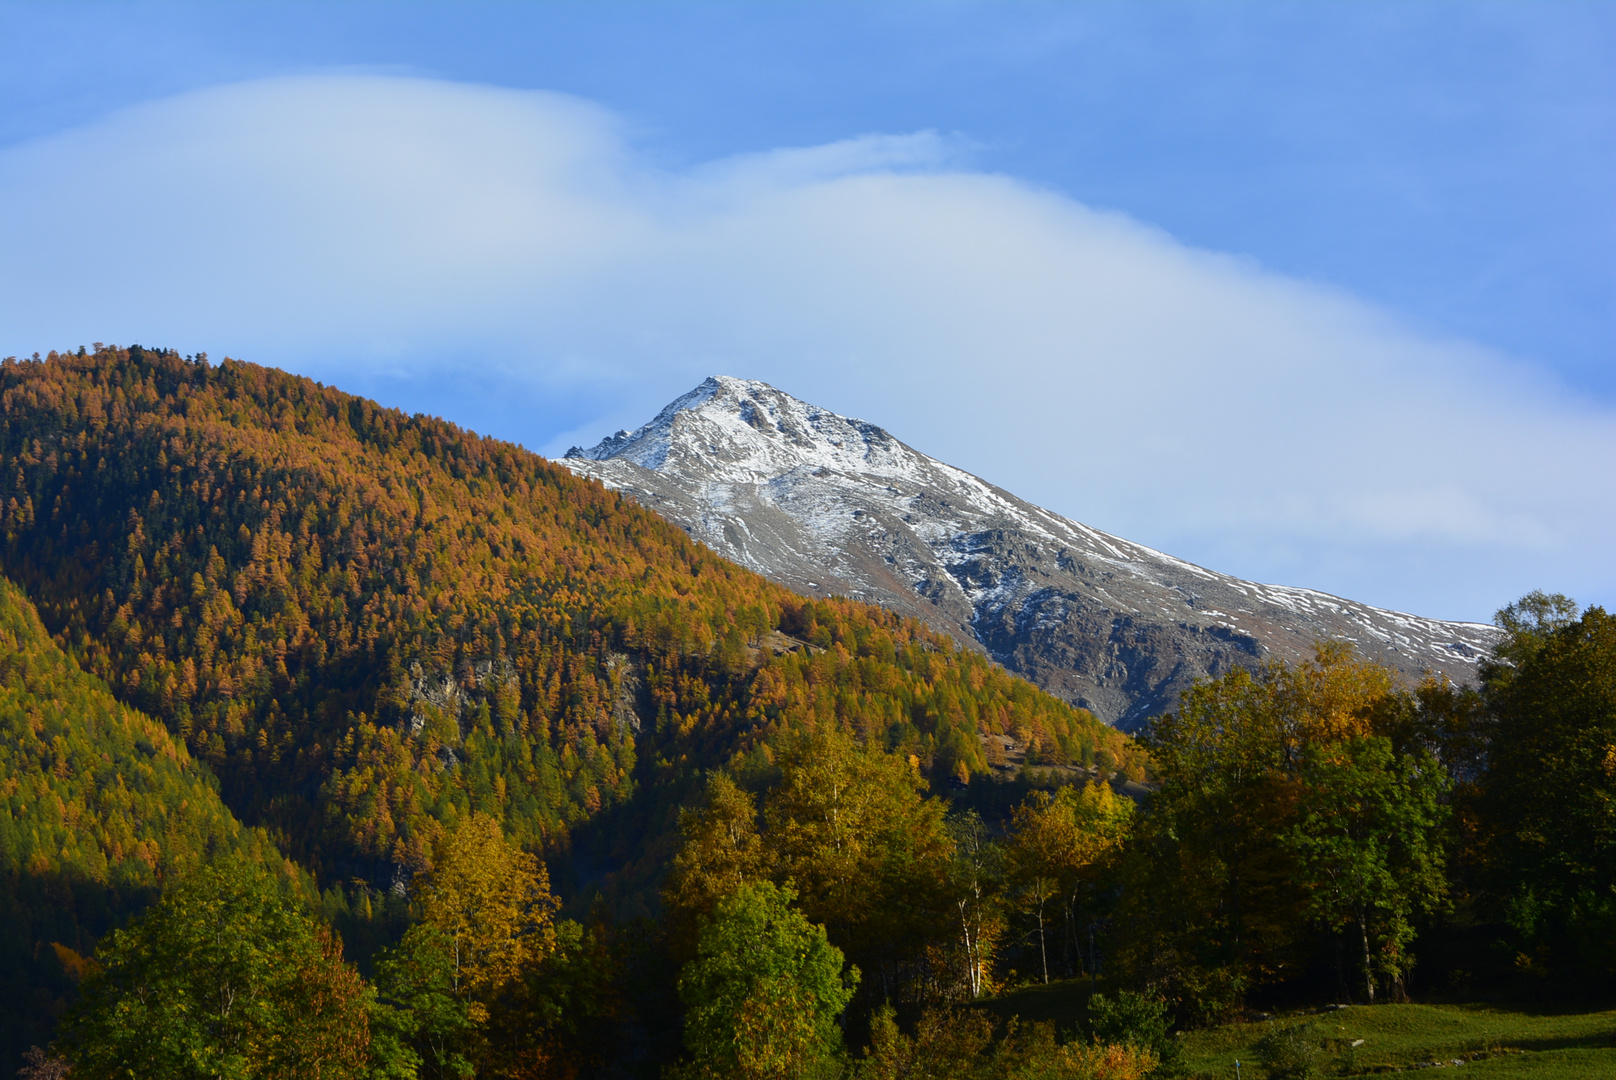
left=561, top=377, right=1499, bottom=729
left=567, top=375, right=912, bottom=481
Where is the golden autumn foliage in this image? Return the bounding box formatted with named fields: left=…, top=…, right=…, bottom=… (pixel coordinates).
left=662, top=773, right=767, bottom=950
left=0, top=346, right=1134, bottom=894
left=12, top=343, right=1602, bottom=1073
left=859, top=1005, right=1156, bottom=1079
left=0, top=346, right=1160, bottom=1075
left=1006, top=782, right=1133, bottom=984
left=415, top=812, right=557, bottom=1000
left=664, top=727, right=958, bottom=991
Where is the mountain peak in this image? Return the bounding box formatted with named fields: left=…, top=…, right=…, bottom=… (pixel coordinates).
left=567, top=376, right=909, bottom=484
left=560, top=378, right=1499, bottom=729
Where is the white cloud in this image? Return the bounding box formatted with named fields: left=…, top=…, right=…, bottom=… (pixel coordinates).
left=1, top=74, right=1610, bottom=621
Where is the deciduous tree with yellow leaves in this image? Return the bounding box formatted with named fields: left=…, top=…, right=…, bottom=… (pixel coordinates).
left=1006, top=781, right=1133, bottom=985
left=375, top=812, right=556, bottom=1078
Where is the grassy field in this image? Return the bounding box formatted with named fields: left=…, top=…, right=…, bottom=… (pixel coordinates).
left=1179, top=1000, right=1616, bottom=1077
left=974, top=981, right=1616, bottom=1077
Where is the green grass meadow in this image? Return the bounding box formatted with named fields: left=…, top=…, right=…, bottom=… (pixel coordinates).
left=1179, top=1001, right=1616, bottom=1077
left=975, top=981, right=1615, bottom=1077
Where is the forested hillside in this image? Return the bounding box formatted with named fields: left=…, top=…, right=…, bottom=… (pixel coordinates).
left=0, top=575, right=241, bottom=886
left=0, top=573, right=270, bottom=1061
left=5, top=347, right=1605, bottom=1079
left=0, top=346, right=1136, bottom=898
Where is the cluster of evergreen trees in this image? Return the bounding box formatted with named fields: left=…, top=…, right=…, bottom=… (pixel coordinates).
left=0, top=348, right=1609, bottom=1076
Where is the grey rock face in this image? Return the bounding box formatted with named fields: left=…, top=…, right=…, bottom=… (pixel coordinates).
left=561, top=377, right=1498, bottom=731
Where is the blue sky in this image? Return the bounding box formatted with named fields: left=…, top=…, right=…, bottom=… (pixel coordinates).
left=1, top=1, right=1611, bottom=622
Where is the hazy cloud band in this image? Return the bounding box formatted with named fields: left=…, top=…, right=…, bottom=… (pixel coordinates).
left=1, top=75, right=1609, bottom=620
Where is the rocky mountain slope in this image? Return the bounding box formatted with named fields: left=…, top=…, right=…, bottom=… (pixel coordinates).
left=562, top=377, right=1499, bottom=730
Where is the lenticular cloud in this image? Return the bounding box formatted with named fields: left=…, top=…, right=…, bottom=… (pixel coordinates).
left=0, top=73, right=1610, bottom=619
